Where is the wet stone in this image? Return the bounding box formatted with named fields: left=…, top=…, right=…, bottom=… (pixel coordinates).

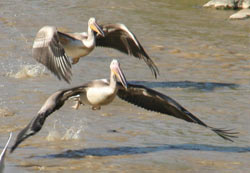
left=204, top=0, right=250, bottom=9
left=204, top=0, right=250, bottom=19
left=203, top=0, right=237, bottom=9
left=229, top=9, right=250, bottom=19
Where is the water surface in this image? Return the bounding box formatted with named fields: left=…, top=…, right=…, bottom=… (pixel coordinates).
left=0, top=0, right=250, bottom=172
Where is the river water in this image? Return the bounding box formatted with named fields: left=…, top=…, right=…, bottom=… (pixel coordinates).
left=0, top=0, right=250, bottom=172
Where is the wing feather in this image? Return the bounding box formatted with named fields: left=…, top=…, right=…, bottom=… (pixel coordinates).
left=117, top=83, right=238, bottom=141
left=10, top=85, right=87, bottom=153
left=32, top=26, right=72, bottom=83
left=96, top=24, right=159, bottom=78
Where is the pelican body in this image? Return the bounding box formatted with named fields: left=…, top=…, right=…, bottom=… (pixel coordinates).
left=79, top=80, right=117, bottom=109
left=32, top=17, right=159, bottom=83
left=10, top=60, right=237, bottom=153
left=73, top=60, right=127, bottom=110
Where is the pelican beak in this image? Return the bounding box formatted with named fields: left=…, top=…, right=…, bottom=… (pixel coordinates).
left=113, top=64, right=128, bottom=90
left=90, top=22, right=105, bottom=37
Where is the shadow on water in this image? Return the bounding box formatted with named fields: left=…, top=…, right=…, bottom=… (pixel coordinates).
left=35, top=144, right=250, bottom=159
left=130, top=81, right=239, bottom=91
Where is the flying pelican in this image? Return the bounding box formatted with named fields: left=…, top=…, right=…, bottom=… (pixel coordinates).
left=0, top=133, right=12, bottom=173
left=10, top=60, right=237, bottom=153
left=32, top=17, right=159, bottom=83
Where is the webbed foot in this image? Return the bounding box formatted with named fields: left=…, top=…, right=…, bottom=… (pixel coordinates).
left=72, top=58, right=80, bottom=65
left=92, top=106, right=101, bottom=110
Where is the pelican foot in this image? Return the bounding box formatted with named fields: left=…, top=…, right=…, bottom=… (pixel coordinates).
left=92, top=106, right=101, bottom=110
left=72, top=58, right=80, bottom=65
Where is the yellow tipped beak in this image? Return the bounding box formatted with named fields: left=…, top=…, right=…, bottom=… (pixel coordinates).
left=113, top=66, right=128, bottom=90
left=90, top=23, right=105, bottom=37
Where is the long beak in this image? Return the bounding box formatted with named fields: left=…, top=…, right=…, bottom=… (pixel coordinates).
left=90, top=22, right=105, bottom=37
left=113, top=65, right=128, bottom=90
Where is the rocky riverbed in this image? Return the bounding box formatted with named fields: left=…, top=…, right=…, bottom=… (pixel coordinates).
left=204, top=0, right=250, bottom=19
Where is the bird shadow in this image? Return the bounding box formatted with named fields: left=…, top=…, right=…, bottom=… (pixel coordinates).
left=33, top=144, right=250, bottom=159
left=130, top=80, right=239, bottom=91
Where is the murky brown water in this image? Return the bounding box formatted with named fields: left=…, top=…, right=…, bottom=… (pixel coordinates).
left=1, top=0, right=250, bottom=172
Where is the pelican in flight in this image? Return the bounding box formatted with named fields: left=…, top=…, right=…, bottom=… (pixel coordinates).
left=32, top=17, right=159, bottom=83
left=10, top=60, right=237, bottom=153
left=0, top=133, right=12, bottom=173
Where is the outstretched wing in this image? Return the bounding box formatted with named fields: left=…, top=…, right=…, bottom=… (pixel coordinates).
left=10, top=85, right=87, bottom=153
left=96, top=24, right=159, bottom=78
left=117, top=83, right=238, bottom=142
left=32, top=26, right=72, bottom=83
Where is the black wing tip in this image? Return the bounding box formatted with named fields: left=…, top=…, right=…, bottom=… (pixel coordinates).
left=10, top=135, right=24, bottom=154
left=136, top=47, right=159, bottom=79
left=135, top=52, right=159, bottom=79
left=10, top=144, right=17, bottom=153
left=9, top=131, right=35, bottom=154
left=10, top=135, right=23, bottom=153
left=145, top=57, right=160, bottom=79
left=59, top=74, right=72, bottom=84
left=151, top=63, right=160, bottom=79
left=211, top=127, right=239, bottom=142
left=9, top=118, right=38, bottom=154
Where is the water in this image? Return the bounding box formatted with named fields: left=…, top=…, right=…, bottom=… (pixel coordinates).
left=0, top=0, right=250, bottom=172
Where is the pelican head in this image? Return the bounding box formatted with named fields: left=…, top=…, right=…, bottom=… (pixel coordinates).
left=110, top=59, right=128, bottom=89
left=88, top=17, right=105, bottom=37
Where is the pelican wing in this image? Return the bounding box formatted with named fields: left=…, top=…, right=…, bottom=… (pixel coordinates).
left=0, top=133, right=12, bottom=173
left=117, top=83, right=238, bottom=142
left=96, top=24, right=159, bottom=78
left=32, top=26, right=72, bottom=83
left=10, top=85, right=87, bottom=153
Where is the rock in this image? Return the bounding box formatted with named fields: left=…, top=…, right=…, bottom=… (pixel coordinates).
left=229, top=9, right=250, bottom=19
left=203, top=0, right=237, bottom=9
left=238, top=0, right=250, bottom=8
left=204, top=0, right=250, bottom=9
left=204, top=0, right=250, bottom=19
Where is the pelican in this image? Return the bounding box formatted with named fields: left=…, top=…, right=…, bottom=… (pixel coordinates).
left=0, top=133, right=12, bottom=173
left=10, top=60, right=237, bottom=153
left=32, top=17, right=159, bottom=83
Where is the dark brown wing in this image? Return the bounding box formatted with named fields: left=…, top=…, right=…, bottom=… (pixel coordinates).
left=117, top=83, right=238, bottom=142
left=10, top=85, right=87, bottom=153
left=96, top=24, right=159, bottom=78
left=32, top=26, right=72, bottom=83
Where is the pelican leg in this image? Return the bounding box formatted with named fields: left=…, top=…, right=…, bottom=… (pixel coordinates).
left=71, top=97, right=83, bottom=110
left=72, top=101, right=81, bottom=110
left=72, top=57, right=80, bottom=64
